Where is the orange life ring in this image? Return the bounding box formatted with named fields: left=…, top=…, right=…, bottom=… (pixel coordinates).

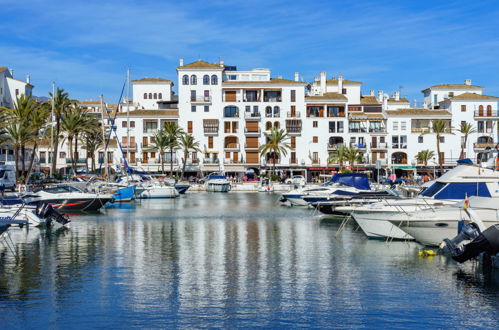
left=496, top=156, right=499, bottom=170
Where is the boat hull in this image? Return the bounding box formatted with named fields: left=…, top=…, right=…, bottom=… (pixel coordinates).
left=206, top=183, right=231, bottom=192
left=35, top=198, right=113, bottom=212
left=112, top=186, right=136, bottom=202
left=352, top=212, right=414, bottom=240
left=138, top=186, right=179, bottom=199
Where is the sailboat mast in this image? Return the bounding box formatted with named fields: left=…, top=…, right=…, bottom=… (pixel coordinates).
left=126, top=68, right=130, bottom=167
left=100, top=95, right=109, bottom=179
left=50, top=81, right=55, bottom=177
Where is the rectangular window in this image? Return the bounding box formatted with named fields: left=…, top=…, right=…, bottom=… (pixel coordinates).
left=461, top=105, right=466, bottom=112
left=291, top=152, right=297, bottom=163
left=191, top=105, right=196, bottom=112
left=342, top=88, right=347, bottom=95
left=290, top=105, right=296, bottom=117
left=337, top=121, right=344, bottom=133
left=60, top=151, right=66, bottom=159
left=329, top=121, right=336, bottom=133
left=313, top=121, right=318, bottom=128
left=439, top=136, right=445, bottom=143
left=224, top=122, right=230, bottom=133
left=208, top=136, right=213, bottom=149
left=401, top=121, right=406, bottom=131
left=449, top=92, right=454, bottom=97
left=393, top=121, right=398, bottom=130
left=232, top=121, right=238, bottom=133
left=400, top=135, right=407, bottom=148
left=418, top=136, right=423, bottom=143
left=246, top=106, right=251, bottom=112
left=187, top=121, right=193, bottom=133
left=190, top=90, right=196, bottom=101
left=291, top=136, right=296, bottom=148
left=15, top=89, right=19, bottom=95
left=204, top=90, right=210, bottom=101
left=291, top=90, right=296, bottom=102
left=313, top=136, right=318, bottom=143
left=313, top=152, right=319, bottom=162
left=130, top=121, right=135, bottom=128
left=392, top=136, right=399, bottom=149
left=204, top=105, right=209, bottom=112
left=225, top=91, right=236, bottom=102
left=434, top=94, right=438, bottom=105
left=122, top=121, right=127, bottom=128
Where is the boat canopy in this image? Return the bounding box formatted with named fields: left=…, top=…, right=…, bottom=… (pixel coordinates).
left=420, top=182, right=491, bottom=199
left=456, top=158, right=473, bottom=165
left=330, top=173, right=370, bottom=190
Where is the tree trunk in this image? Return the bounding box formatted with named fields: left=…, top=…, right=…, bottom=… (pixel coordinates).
left=68, top=137, right=74, bottom=175
left=181, top=150, right=188, bottom=180
left=14, top=145, right=19, bottom=180
left=272, top=155, right=276, bottom=181
left=436, top=134, right=443, bottom=174
left=26, top=142, right=38, bottom=184
left=74, top=133, right=79, bottom=174
left=91, top=153, right=96, bottom=172
left=51, top=118, right=60, bottom=177
left=161, top=151, right=165, bottom=174
left=460, top=134, right=468, bottom=160
left=21, top=144, right=26, bottom=179
left=169, top=148, right=174, bottom=176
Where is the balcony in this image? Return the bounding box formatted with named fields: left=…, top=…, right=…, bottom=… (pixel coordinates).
left=245, top=111, right=261, bottom=120
left=474, top=142, right=496, bottom=149
left=143, top=128, right=158, bottom=134
left=391, top=143, right=408, bottom=149
left=203, top=158, right=220, bottom=164
left=474, top=110, right=498, bottom=118
left=369, top=127, right=387, bottom=134
left=122, top=142, right=137, bottom=150
left=66, top=158, right=88, bottom=164
left=224, top=143, right=240, bottom=151
left=477, top=128, right=494, bottom=134
left=244, top=127, right=261, bottom=136
left=190, top=96, right=212, bottom=104
left=245, top=143, right=259, bottom=150
left=287, top=111, right=301, bottom=118
left=224, top=111, right=240, bottom=118
left=327, top=143, right=342, bottom=151
left=370, top=142, right=388, bottom=149
left=287, top=127, right=302, bottom=135
left=311, top=158, right=321, bottom=165
left=350, top=143, right=367, bottom=150
left=411, top=127, right=430, bottom=133
left=203, top=128, right=219, bottom=135
left=349, top=128, right=367, bottom=133
left=329, top=129, right=345, bottom=133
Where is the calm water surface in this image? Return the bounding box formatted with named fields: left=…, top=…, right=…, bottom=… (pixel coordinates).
left=0, top=193, right=498, bottom=329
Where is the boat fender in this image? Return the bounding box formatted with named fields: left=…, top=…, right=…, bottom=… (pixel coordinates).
left=418, top=249, right=437, bottom=257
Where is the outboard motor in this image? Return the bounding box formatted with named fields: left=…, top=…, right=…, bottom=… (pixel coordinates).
left=36, top=203, right=71, bottom=226
left=441, top=222, right=481, bottom=253
left=446, top=225, right=499, bottom=264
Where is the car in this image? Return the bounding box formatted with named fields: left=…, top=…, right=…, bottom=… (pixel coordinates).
left=285, top=175, right=306, bottom=185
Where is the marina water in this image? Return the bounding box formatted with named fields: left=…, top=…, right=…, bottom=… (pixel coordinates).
left=1, top=193, right=498, bottom=328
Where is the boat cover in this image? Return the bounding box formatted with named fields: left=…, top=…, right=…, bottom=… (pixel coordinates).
left=457, top=158, right=473, bottom=165
left=330, top=173, right=370, bottom=190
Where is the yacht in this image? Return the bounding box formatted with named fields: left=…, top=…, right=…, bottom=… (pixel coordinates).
left=352, top=164, right=499, bottom=241
left=204, top=173, right=231, bottom=192
left=0, top=201, right=70, bottom=227
left=137, top=181, right=179, bottom=199
left=25, top=185, right=113, bottom=212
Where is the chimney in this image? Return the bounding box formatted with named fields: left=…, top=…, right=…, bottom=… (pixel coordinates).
left=26, top=74, right=30, bottom=84
left=179, top=58, right=184, bottom=66
left=377, top=90, right=383, bottom=102
left=394, top=91, right=400, bottom=101
left=219, top=58, right=225, bottom=67
left=369, top=90, right=374, bottom=96
left=465, top=79, right=471, bottom=86
left=338, top=74, right=343, bottom=93
left=320, top=71, right=326, bottom=94
left=423, top=101, right=428, bottom=109
left=294, top=72, right=299, bottom=82
left=277, top=74, right=282, bottom=79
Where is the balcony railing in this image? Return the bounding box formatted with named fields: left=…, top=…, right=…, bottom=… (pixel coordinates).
left=244, top=127, right=261, bottom=135
left=329, top=129, right=345, bottom=133
left=265, top=112, right=280, bottom=118
left=190, top=96, right=212, bottom=103
left=392, top=144, right=408, bottom=149
left=245, top=111, right=261, bottom=119
left=287, top=111, right=301, bottom=118
left=224, top=143, right=240, bottom=150
left=350, top=143, right=367, bottom=149
left=370, top=142, right=388, bottom=149
left=327, top=143, right=343, bottom=150
left=143, top=128, right=158, bottom=134
left=224, top=111, right=239, bottom=118
left=203, top=158, right=220, bottom=164
left=474, top=142, right=496, bottom=149
left=203, top=127, right=219, bottom=135
left=122, top=142, right=137, bottom=149
left=411, top=127, right=430, bottom=133
left=477, top=129, right=494, bottom=134
left=369, top=128, right=387, bottom=133
left=66, top=158, right=88, bottom=164
left=349, top=128, right=367, bottom=133
left=286, top=126, right=302, bottom=134
left=244, top=143, right=259, bottom=149
left=263, top=96, right=282, bottom=102
left=474, top=110, right=498, bottom=117
left=311, top=158, right=320, bottom=165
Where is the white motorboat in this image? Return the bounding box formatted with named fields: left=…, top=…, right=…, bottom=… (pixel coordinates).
left=353, top=164, right=499, bottom=242
left=204, top=173, right=231, bottom=192
left=0, top=202, right=70, bottom=227
left=137, top=182, right=179, bottom=199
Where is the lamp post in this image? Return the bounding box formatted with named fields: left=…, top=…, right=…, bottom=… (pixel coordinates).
left=432, top=157, right=436, bottom=179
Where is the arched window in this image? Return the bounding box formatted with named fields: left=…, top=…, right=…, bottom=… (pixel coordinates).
left=158, top=93, right=162, bottom=99
left=190, top=75, right=197, bottom=85
left=478, top=105, right=484, bottom=116
left=266, top=121, right=272, bottom=130
left=203, top=75, right=210, bottom=85
left=223, top=106, right=238, bottom=117
left=486, top=105, right=492, bottom=116
left=211, top=75, right=218, bottom=85
left=182, top=75, right=189, bottom=85
left=273, top=106, right=280, bottom=117
left=144, top=93, right=148, bottom=99
left=274, top=121, right=280, bottom=129
left=148, top=93, right=152, bottom=99
left=265, top=106, right=272, bottom=117
left=153, top=93, right=157, bottom=99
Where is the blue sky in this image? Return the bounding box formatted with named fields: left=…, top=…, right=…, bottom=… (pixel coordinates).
left=1, top=0, right=499, bottom=104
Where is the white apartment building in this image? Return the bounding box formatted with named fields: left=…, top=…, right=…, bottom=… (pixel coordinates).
left=31, top=59, right=499, bottom=178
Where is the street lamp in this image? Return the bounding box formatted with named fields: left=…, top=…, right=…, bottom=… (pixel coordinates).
left=432, top=157, right=436, bottom=178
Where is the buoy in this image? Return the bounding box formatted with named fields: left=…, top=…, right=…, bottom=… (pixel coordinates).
left=418, top=249, right=437, bottom=257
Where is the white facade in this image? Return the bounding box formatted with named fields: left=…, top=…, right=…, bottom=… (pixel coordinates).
left=0, top=66, right=33, bottom=108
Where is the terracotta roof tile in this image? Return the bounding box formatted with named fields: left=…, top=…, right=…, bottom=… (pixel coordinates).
left=422, top=84, right=483, bottom=92
left=325, top=78, right=362, bottom=85
left=360, top=96, right=379, bottom=104
left=115, top=110, right=179, bottom=117
left=449, top=92, right=499, bottom=100
left=178, top=60, right=223, bottom=70
left=387, top=97, right=410, bottom=103
left=131, top=78, right=172, bottom=83
left=305, top=92, right=348, bottom=101
left=349, top=113, right=385, bottom=119
left=385, top=108, right=451, bottom=116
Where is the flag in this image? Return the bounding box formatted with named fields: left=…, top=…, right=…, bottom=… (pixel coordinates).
left=463, top=193, right=469, bottom=210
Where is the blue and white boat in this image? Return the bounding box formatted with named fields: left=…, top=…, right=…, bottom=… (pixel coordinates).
left=112, top=185, right=137, bottom=202
left=204, top=173, right=231, bottom=192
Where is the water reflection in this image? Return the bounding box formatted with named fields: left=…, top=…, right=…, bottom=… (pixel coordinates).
left=0, top=193, right=498, bottom=328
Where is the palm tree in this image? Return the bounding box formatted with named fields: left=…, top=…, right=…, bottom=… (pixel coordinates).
left=82, top=130, right=103, bottom=172
left=163, top=122, right=184, bottom=176
left=61, top=107, right=96, bottom=174
left=49, top=88, right=73, bottom=176
left=25, top=102, right=50, bottom=181
left=149, top=128, right=170, bottom=174
left=416, top=150, right=435, bottom=166
left=430, top=119, right=451, bottom=173
left=327, top=144, right=348, bottom=168
left=457, top=122, right=476, bottom=160
left=179, top=133, right=200, bottom=179
left=258, top=127, right=290, bottom=178
left=345, top=147, right=363, bottom=170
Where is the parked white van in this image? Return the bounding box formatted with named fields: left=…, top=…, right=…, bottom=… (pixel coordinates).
left=0, top=165, right=16, bottom=191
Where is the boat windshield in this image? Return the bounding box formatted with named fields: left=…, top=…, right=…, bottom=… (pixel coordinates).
left=44, top=186, right=82, bottom=194
left=420, top=182, right=446, bottom=197
left=0, top=170, right=6, bottom=179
